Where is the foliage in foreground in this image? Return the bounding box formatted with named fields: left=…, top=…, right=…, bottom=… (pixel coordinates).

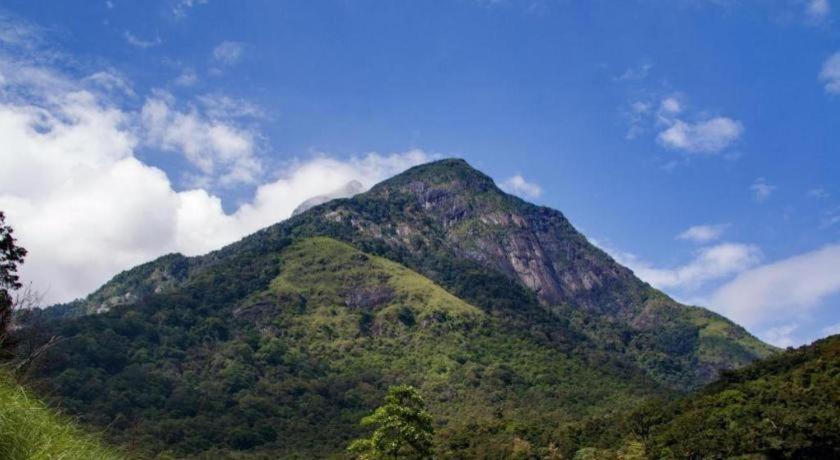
left=0, top=373, right=122, bottom=460
left=348, top=385, right=434, bottom=459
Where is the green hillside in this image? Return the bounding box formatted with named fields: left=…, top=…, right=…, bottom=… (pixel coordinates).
left=556, top=334, right=840, bottom=458
left=0, top=373, right=122, bottom=460
left=30, top=237, right=662, bottom=458
left=646, top=333, right=840, bottom=458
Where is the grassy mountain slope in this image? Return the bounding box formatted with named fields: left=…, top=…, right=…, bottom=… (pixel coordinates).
left=31, top=237, right=662, bottom=458
left=54, top=159, right=774, bottom=391
left=0, top=373, right=122, bottom=460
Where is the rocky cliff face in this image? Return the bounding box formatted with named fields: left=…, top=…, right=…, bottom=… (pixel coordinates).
left=321, top=159, right=648, bottom=316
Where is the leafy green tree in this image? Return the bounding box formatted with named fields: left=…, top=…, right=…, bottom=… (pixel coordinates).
left=0, top=211, right=27, bottom=356
left=348, top=385, right=434, bottom=459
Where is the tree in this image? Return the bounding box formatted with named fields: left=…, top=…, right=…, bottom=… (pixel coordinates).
left=0, top=211, right=27, bottom=357
left=348, top=385, right=434, bottom=459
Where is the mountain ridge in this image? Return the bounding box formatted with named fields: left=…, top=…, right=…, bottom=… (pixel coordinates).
left=46, top=158, right=774, bottom=391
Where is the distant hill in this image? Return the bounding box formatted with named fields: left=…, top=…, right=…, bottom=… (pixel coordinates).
left=29, top=159, right=777, bottom=457
left=647, top=333, right=840, bottom=458
left=562, top=334, right=840, bottom=459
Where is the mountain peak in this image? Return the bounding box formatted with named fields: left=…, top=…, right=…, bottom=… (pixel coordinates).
left=369, top=158, right=500, bottom=196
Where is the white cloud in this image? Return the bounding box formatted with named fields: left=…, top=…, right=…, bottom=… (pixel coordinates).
left=501, top=175, right=542, bottom=198
left=613, top=243, right=762, bottom=290
left=709, top=244, right=840, bottom=328
left=84, top=71, right=135, bottom=97
left=761, top=324, right=799, bottom=348
left=212, top=41, right=244, bottom=66
left=657, top=117, right=743, bottom=154
left=659, top=96, right=682, bottom=115
left=173, top=68, right=198, bottom=87
left=750, top=177, right=776, bottom=202
left=819, top=52, right=840, bottom=95
left=626, top=92, right=743, bottom=155
left=822, top=322, right=840, bottom=337
left=172, top=0, right=207, bottom=18
left=123, top=31, right=161, bottom=49
left=806, top=0, right=831, bottom=21
left=140, top=91, right=262, bottom=186
left=616, top=63, right=653, bottom=81
left=0, top=54, right=431, bottom=305
left=677, top=224, right=728, bottom=243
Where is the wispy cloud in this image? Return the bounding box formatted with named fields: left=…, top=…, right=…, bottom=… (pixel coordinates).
left=751, top=177, right=776, bottom=202
left=141, top=90, right=262, bottom=187
left=212, top=41, right=244, bottom=66
left=173, top=68, right=198, bottom=87
left=615, top=62, right=653, bottom=81
left=610, top=242, right=762, bottom=291
left=677, top=224, right=728, bottom=243
left=172, top=0, right=208, bottom=18
left=709, top=244, right=840, bottom=328
left=501, top=175, right=542, bottom=198
left=123, top=30, right=161, bottom=48
left=805, top=0, right=831, bottom=22
left=819, top=52, right=840, bottom=95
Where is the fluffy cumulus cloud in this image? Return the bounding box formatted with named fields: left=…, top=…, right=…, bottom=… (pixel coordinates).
left=0, top=55, right=431, bottom=304
left=501, top=175, right=542, bottom=198
left=709, top=244, right=840, bottom=328
left=677, top=224, right=728, bottom=243
left=657, top=117, right=743, bottom=154
left=626, top=93, right=743, bottom=154
left=820, top=52, right=840, bottom=95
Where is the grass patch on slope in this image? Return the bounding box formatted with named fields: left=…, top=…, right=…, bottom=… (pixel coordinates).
left=0, top=374, right=122, bottom=460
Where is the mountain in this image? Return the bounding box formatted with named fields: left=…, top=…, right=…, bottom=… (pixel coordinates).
left=29, top=159, right=775, bottom=457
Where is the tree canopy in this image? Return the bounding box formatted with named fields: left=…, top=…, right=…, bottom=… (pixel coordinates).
left=348, top=385, right=434, bottom=459
left=0, top=211, right=27, bottom=355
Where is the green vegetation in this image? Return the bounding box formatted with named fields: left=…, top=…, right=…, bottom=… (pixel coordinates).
left=1, top=210, right=27, bottom=358
left=554, top=335, right=840, bottom=458
left=30, top=237, right=659, bottom=458
left=348, top=385, right=434, bottom=459
left=0, top=373, right=122, bottom=460
left=646, top=334, right=840, bottom=458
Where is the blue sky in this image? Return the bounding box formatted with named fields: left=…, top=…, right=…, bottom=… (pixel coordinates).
left=0, top=0, right=838, bottom=347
